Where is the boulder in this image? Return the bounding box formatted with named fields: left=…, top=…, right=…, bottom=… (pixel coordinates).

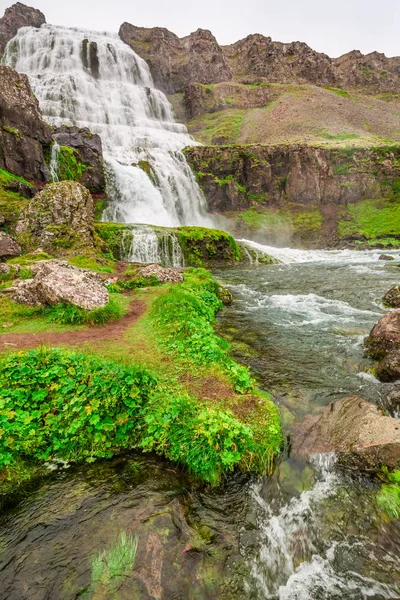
left=376, top=350, right=400, bottom=382
left=383, top=285, right=400, bottom=309
left=291, top=396, right=400, bottom=470
left=137, top=264, right=184, bottom=284
left=0, top=2, right=45, bottom=55
left=0, top=230, right=21, bottom=258
left=0, top=66, right=51, bottom=181
left=379, top=254, right=395, bottom=261
left=16, top=181, right=95, bottom=253
left=52, top=126, right=105, bottom=194
left=12, top=260, right=109, bottom=310
left=365, top=311, right=400, bottom=359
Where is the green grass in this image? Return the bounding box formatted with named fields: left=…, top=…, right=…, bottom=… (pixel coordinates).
left=67, top=254, right=116, bottom=273
left=323, top=87, right=350, bottom=98
left=377, top=469, right=400, bottom=519
left=90, top=532, right=138, bottom=597
left=338, top=198, right=400, bottom=241
left=47, top=296, right=125, bottom=326
left=320, top=131, right=361, bottom=141
left=188, top=110, right=245, bottom=145
left=238, top=206, right=323, bottom=235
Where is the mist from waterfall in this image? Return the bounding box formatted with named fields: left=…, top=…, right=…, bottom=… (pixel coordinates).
left=4, top=24, right=211, bottom=228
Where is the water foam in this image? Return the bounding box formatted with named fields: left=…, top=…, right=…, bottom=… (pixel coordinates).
left=4, top=25, right=211, bottom=228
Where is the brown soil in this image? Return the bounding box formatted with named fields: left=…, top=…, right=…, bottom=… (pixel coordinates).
left=0, top=299, right=147, bottom=352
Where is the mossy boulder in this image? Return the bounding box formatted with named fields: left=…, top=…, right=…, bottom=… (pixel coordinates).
left=176, top=226, right=241, bottom=266
left=383, top=285, right=400, bottom=309
left=16, top=181, right=96, bottom=254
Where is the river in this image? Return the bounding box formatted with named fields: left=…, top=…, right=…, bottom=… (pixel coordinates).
left=1, top=247, right=400, bottom=599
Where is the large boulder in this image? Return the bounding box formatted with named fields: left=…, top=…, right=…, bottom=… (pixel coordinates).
left=0, top=65, right=51, bottom=181
left=16, top=181, right=96, bottom=253
left=52, top=126, right=105, bottom=194
left=365, top=311, right=400, bottom=359
left=137, top=264, right=184, bottom=283
left=291, top=396, right=400, bottom=470
left=383, top=285, right=400, bottom=309
left=0, top=230, right=21, bottom=258
left=0, top=2, right=45, bottom=55
left=12, top=260, right=109, bottom=310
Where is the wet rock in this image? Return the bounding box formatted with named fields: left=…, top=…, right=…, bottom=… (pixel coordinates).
left=52, top=126, right=105, bottom=193
left=383, top=285, right=400, bottom=308
left=218, top=285, right=233, bottom=305
left=379, top=254, right=395, bottom=261
left=0, top=214, right=5, bottom=226
left=365, top=311, right=400, bottom=359
left=0, top=230, right=21, bottom=258
left=376, top=350, right=400, bottom=382
left=12, top=260, right=109, bottom=310
left=136, top=264, right=184, bottom=283
left=381, top=387, right=400, bottom=417
left=291, top=396, right=400, bottom=470
left=4, top=179, right=38, bottom=198
left=0, top=65, right=51, bottom=181
left=16, top=181, right=95, bottom=253
left=0, top=2, right=45, bottom=55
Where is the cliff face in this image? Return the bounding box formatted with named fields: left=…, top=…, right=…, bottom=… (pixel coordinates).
left=120, top=23, right=400, bottom=95
left=0, top=65, right=51, bottom=182
left=0, top=2, right=45, bottom=55
left=119, top=23, right=232, bottom=94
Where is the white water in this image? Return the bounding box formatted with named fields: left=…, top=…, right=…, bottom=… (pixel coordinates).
left=238, top=239, right=400, bottom=265
left=122, top=225, right=185, bottom=268
left=49, top=140, right=60, bottom=182
left=4, top=25, right=211, bottom=228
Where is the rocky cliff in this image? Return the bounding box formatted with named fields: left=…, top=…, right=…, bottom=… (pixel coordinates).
left=0, top=65, right=51, bottom=182
left=120, top=23, right=400, bottom=95
left=0, top=2, right=45, bottom=55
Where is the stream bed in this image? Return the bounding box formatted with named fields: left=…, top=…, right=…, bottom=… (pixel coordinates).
left=1, top=247, right=400, bottom=599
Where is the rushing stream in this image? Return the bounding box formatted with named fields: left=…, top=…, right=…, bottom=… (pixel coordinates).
left=1, top=247, right=400, bottom=599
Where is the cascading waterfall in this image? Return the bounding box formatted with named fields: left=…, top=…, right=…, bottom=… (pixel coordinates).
left=4, top=24, right=211, bottom=229
left=48, top=140, right=60, bottom=182
left=122, top=225, right=185, bottom=268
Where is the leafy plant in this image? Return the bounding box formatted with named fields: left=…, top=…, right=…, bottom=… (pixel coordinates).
left=89, top=532, right=138, bottom=597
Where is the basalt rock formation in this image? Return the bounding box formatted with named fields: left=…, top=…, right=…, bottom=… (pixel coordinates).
left=120, top=23, right=400, bottom=95
left=119, top=23, right=232, bottom=94
left=0, top=65, right=51, bottom=182
left=0, top=2, right=45, bottom=55
left=52, top=126, right=105, bottom=194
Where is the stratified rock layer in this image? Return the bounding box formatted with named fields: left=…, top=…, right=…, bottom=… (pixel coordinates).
left=292, top=396, right=400, bottom=470
left=16, top=181, right=95, bottom=253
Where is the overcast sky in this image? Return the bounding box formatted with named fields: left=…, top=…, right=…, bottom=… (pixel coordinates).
left=1, top=0, right=399, bottom=58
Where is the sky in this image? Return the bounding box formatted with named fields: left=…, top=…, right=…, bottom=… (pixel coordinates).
left=1, top=0, right=399, bottom=58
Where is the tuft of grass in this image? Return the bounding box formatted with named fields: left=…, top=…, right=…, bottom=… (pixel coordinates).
left=323, top=86, right=350, bottom=98
left=377, top=469, right=400, bottom=519
left=47, top=296, right=125, bottom=326
left=90, top=532, right=139, bottom=596
left=188, top=109, right=245, bottom=145
left=67, top=254, right=115, bottom=273
left=338, top=198, right=400, bottom=241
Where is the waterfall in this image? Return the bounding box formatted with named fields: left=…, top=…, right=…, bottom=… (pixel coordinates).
left=4, top=25, right=211, bottom=228
left=49, top=141, right=60, bottom=182
left=121, top=225, right=185, bottom=268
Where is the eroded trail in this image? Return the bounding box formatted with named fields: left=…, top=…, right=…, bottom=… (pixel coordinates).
left=0, top=299, right=146, bottom=351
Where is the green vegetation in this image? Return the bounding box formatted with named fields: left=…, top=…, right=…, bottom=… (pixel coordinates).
left=177, top=226, right=242, bottom=266
left=188, top=110, right=245, bottom=145
left=95, top=222, right=134, bottom=261
left=320, top=131, right=361, bottom=142
left=0, top=168, right=32, bottom=232
left=57, top=146, right=87, bottom=182
left=377, top=469, right=400, bottom=519
left=89, top=532, right=138, bottom=597
left=238, top=206, right=323, bottom=237
left=2, top=126, right=22, bottom=138
left=323, top=87, right=350, bottom=98
left=338, top=198, right=400, bottom=243
left=47, top=296, right=125, bottom=326
left=0, top=269, right=282, bottom=490
left=67, top=254, right=115, bottom=273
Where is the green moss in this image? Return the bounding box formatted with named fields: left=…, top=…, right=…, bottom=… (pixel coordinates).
left=2, top=126, right=22, bottom=138
left=95, top=222, right=133, bottom=260
left=323, top=87, right=350, bottom=98
left=338, top=198, right=400, bottom=241
left=188, top=110, right=245, bottom=145
left=376, top=469, right=400, bottom=519
left=7, top=251, right=52, bottom=265
left=57, top=146, right=87, bottom=182
left=176, top=226, right=241, bottom=266
left=0, top=169, right=32, bottom=232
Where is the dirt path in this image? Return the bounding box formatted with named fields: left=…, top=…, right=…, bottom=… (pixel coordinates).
left=0, top=299, right=147, bottom=351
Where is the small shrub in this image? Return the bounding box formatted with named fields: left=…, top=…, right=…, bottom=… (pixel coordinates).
left=48, top=297, right=124, bottom=326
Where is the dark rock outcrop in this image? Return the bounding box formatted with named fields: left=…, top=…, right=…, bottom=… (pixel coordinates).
left=16, top=181, right=95, bottom=253
left=383, top=286, right=400, bottom=309
left=119, top=23, right=233, bottom=94
left=376, top=350, right=400, bottom=382
left=52, top=126, right=105, bottom=194
left=184, top=81, right=271, bottom=119
left=0, top=65, right=51, bottom=181
left=0, top=230, right=21, bottom=258
left=184, top=145, right=398, bottom=213
left=0, top=2, right=45, bottom=55
left=333, top=50, right=400, bottom=94
left=292, top=395, right=400, bottom=470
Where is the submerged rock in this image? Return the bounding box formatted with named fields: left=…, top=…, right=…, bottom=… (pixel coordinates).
left=365, top=311, right=400, bottom=359
left=379, top=254, right=395, bottom=261
left=16, top=181, right=95, bottom=253
left=12, top=260, right=109, bottom=310
left=291, top=396, right=400, bottom=470
left=0, top=231, right=21, bottom=258
left=136, top=264, right=184, bottom=283
left=383, top=285, right=400, bottom=309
